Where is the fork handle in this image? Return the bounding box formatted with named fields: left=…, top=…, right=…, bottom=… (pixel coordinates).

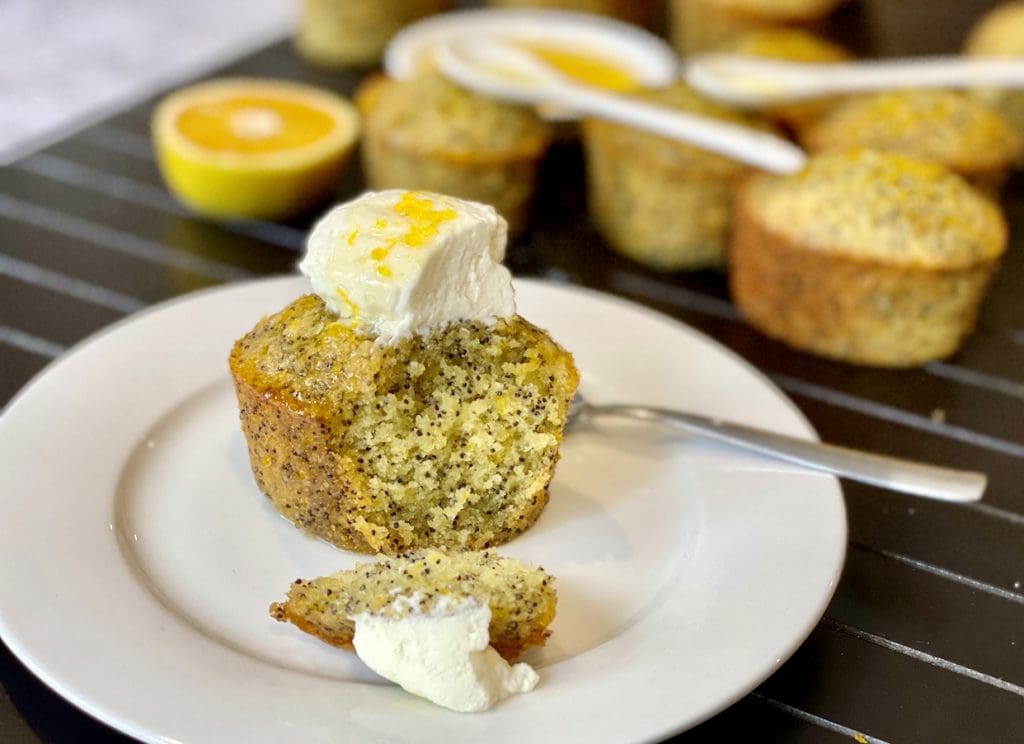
left=590, top=404, right=986, bottom=503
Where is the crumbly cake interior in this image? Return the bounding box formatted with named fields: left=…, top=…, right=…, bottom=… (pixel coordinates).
left=346, top=321, right=565, bottom=549
left=230, top=294, right=579, bottom=553
left=270, top=549, right=557, bottom=660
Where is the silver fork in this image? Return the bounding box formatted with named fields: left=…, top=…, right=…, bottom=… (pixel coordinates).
left=567, top=393, right=986, bottom=503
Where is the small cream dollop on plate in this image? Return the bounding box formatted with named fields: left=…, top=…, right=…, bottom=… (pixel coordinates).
left=353, top=593, right=539, bottom=712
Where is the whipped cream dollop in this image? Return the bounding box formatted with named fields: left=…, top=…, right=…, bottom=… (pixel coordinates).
left=352, top=593, right=539, bottom=712
left=299, top=190, right=516, bottom=343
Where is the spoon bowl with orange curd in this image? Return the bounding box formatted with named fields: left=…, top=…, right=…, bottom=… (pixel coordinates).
left=383, top=8, right=679, bottom=120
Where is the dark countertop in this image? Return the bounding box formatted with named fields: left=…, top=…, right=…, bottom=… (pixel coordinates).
left=1, top=1, right=1022, bottom=742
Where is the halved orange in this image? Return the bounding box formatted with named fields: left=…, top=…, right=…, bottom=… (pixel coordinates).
left=152, top=78, right=360, bottom=221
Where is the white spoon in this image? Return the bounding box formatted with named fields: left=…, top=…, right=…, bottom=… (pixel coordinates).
left=435, top=39, right=807, bottom=174
left=685, top=54, right=1024, bottom=108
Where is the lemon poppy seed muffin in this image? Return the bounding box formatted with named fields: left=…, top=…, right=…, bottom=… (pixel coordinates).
left=799, top=90, right=1022, bottom=193
left=357, top=74, right=551, bottom=236
left=270, top=549, right=557, bottom=660
left=730, top=149, right=1007, bottom=367
left=296, top=0, right=452, bottom=69
left=582, top=83, right=774, bottom=271
left=964, top=1, right=1024, bottom=167
left=717, top=28, right=852, bottom=132
left=721, top=25, right=850, bottom=61
left=231, top=300, right=578, bottom=552
left=230, top=191, right=579, bottom=553
left=486, top=0, right=658, bottom=27
left=669, top=0, right=845, bottom=54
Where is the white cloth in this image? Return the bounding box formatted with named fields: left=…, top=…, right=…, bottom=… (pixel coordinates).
left=0, top=0, right=294, bottom=164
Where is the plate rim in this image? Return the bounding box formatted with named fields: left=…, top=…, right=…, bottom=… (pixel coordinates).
left=0, top=275, right=847, bottom=743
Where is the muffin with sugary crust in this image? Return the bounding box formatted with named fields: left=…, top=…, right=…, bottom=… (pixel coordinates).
left=964, top=1, right=1024, bottom=167
left=486, top=0, right=658, bottom=27
left=717, top=27, right=852, bottom=132
left=730, top=149, right=1007, bottom=367
left=230, top=295, right=578, bottom=554
left=296, top=0, right=452, bottom=69
left=356, top=74, right=550, bottom=235
left=270, top=549, right=556, bottom=660
left=799, top=90, right=1022, bottom=193
left=670, top=0, right=845, bottom=54
left=582, top=82, right=773, bottom=271
left=721, top=24, right=850, bottom=59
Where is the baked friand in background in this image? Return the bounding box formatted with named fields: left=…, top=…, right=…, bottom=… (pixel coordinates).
left=230, top=190, right=578, bottom=554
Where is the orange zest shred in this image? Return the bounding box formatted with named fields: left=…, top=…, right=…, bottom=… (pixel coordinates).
left=335, top=287, right=360, bottom=320
left=368, top=191, right=458, bottom=273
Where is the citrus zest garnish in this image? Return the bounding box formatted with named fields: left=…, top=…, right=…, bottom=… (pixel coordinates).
left=367, top=191, right=458, bottom=273
left=347, top=229, right=360, bottom=247
left=394, top=192, right=458, bottom=247
left=336, top=287, right=360, bottom=320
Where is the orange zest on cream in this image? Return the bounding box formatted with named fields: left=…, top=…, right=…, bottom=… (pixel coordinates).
left=335, top=287, right=361, bottom=318
left=366, top=192, right=459, bottom=273
left=300, top=190, right=514, bottom=343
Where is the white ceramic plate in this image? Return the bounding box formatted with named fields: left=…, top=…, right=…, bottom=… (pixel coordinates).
left=384, top=9, right=679, bottom=121
left=0, top=277, right=846, bottom=744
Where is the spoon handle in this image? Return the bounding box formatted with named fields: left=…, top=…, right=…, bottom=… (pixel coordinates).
left=688, top=55, right=1024, bottom=106
left=589, top=404, right=986, bottom=503
left=435, top=39, right=807, bottom=174
left=820, top=57, right=1024, bottom=92
left=554, top=83, right=807, bottom=174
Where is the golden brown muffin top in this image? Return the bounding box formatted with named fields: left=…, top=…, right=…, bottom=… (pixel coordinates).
left=230, top=294, right=380, bottom=415
left=583, top=82, right=773, bottom=173
left=284, top=549, right=554, bottom=622
left=699, top=0, right=842, bottom=22
left=230, top=293, right=576, bottom=417
left=271, top=549, right=556, bottom=659
left=356, top=73, right=549, bottom=162
left=741, top=149, right=1007, bottom=269
left=717, top=29, right=852, bottom=131
left=720, top=27, right=851, bottom=62
left=965, top=1, right=1024, bottom=56
left=800, top=90, right=1022, bottom=174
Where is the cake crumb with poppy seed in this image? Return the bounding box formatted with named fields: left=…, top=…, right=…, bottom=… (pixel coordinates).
left=269, top=549, right=556, bottom=660
left=230, top=294, right=578, bottom=553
